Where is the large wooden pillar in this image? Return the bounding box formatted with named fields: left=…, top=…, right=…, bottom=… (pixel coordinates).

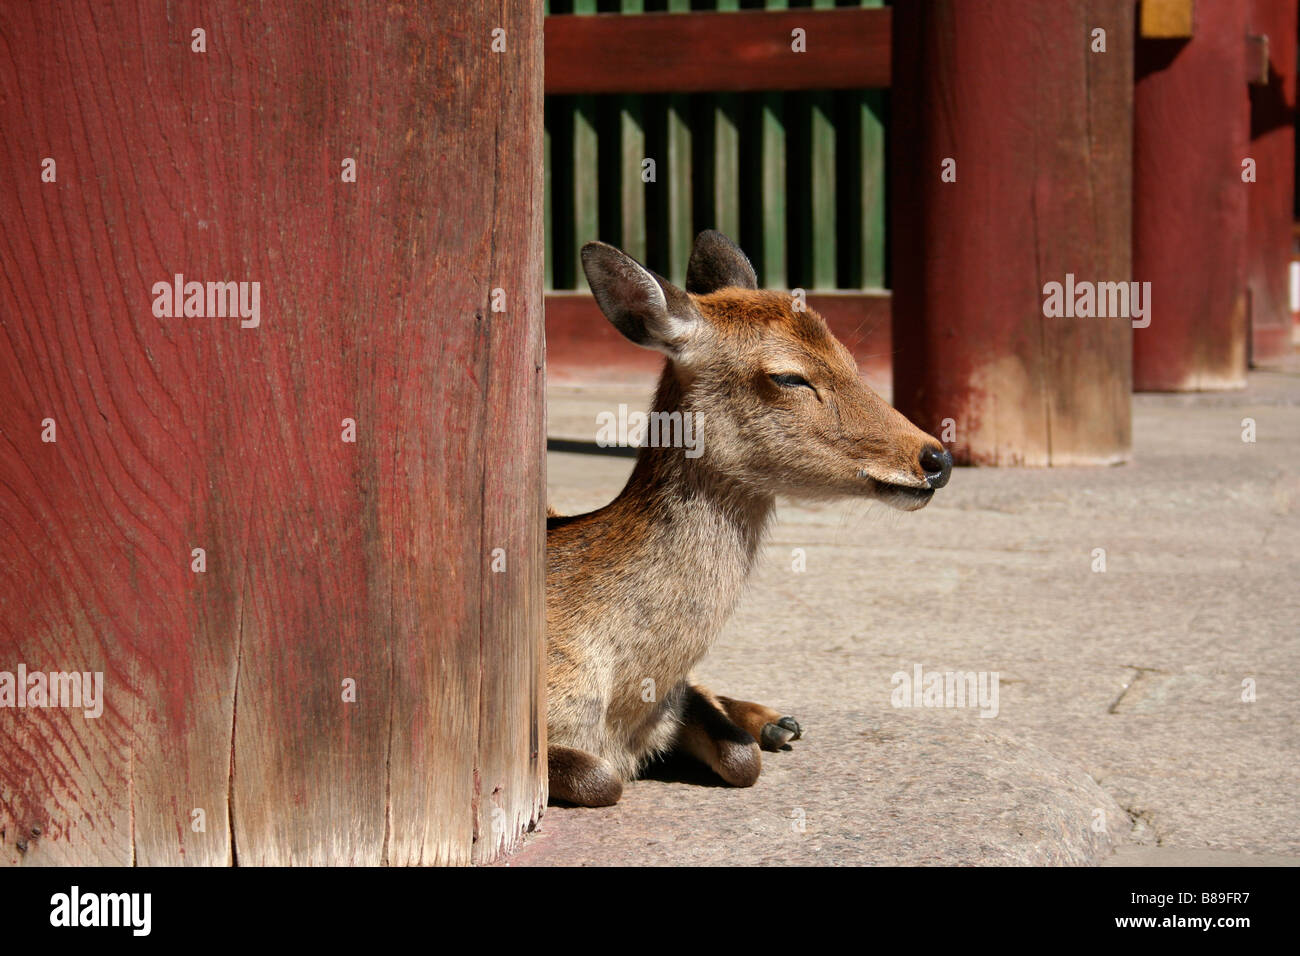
left=1133, top=0, right=1251, bottom=389
left=891, top=0, right=1133, bottom=466
left=1246, top=0, right=1298, bottom=366
left=0, top=2, right=545, bottom=865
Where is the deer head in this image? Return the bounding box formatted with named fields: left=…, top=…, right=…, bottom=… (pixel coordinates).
left=581, top=230, right=951, bottom=510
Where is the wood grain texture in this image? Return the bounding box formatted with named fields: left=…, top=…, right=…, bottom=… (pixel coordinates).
left=0, top=0, right=545, bottom=866
left=544, top=8, right=891, bottom=94
left=1133, top=0, right=1250, bottom=389
left=1245, top=0, right=1297, bottom=367
left=890, top=0, right=1133, bottom=466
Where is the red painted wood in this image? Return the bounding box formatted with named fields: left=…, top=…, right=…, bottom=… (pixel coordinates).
left=545, top=291, right=893, bottom=392
left=1245, top=0, right=1297, bottom=366
left=546, top=294, right=666, bottom=385
left=544, top=9, right=891, bottom=94
left=0, top=0, right=544, bottom=866
left=1133, top=0, right=1252, bottom=390
left=890, top=0, right=1133, bottom=466
left=808, top=292, right=894, bottom=392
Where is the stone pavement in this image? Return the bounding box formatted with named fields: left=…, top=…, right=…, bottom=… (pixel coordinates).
left=503, top=367, right=1300, bottom=866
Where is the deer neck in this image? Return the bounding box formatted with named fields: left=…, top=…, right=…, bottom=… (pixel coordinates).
left=607, top=371, right=775, bottom=637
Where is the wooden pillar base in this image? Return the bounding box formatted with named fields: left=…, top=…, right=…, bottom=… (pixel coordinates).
left=891, top=0, right=1133, bottom=466
left=1133, top=0, right=1252, bottom=390
left=1245, top=0, right=1298, bottom=368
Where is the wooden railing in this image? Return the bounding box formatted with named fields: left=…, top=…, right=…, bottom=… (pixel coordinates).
left=544, top=7, right=891, bottom=93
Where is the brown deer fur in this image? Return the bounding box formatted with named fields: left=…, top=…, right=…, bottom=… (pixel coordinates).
left=546, top=231, right=949, bottom=807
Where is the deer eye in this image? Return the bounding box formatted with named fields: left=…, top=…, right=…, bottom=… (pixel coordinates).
left=769, top=372, right=813, bottom=389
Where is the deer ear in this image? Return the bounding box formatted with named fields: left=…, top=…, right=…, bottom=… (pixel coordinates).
left=685, top=230, right=758, bottom=294
left=581, top=241, right=697, bottom=355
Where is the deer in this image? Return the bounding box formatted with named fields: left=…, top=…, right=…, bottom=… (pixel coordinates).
left=546, top=230, right=952, bottom=807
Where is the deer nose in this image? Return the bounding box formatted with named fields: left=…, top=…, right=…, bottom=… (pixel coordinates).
left=920, top=445, right=952, bottom=489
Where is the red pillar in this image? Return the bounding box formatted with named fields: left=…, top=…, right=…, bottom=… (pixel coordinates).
left=891, top=0, right=1133, bottom=466
left=0, top=2, right=545, bottom=865
left=1245, top=0, right=1298, bottom=366
left=1133, top=0, right=1252, bottom=390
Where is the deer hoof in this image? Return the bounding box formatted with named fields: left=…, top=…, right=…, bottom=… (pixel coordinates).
left=760, top=717, right=802, bottom=750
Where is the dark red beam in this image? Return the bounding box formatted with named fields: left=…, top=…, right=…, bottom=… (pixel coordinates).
left=544, top=8, right=891, bottom=94
left=546, top=291, right=893, bottom=390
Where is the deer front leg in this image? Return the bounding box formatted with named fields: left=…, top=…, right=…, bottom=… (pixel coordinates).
left=548, top=745, right=623, bottom=807
left=715, top=695, right=803, bottom=752
left=673, top=684, right=765, bottom=787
